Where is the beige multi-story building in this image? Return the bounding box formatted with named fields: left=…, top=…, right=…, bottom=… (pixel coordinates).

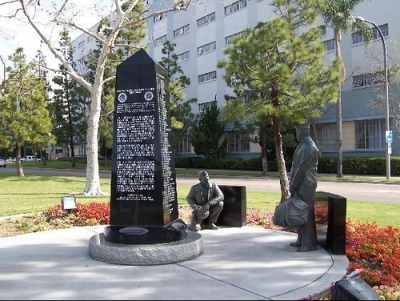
left=72, top=0, right=400, bottom=159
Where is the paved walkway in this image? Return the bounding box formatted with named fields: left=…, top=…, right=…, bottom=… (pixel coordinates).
left=0, top=225, right=348, bottom=300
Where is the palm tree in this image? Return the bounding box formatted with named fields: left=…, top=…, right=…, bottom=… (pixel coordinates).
left=321, top=0, right=365, bottom=177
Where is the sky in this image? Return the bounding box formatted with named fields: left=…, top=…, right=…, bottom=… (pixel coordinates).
left=0, top=0, right=111, bottom=81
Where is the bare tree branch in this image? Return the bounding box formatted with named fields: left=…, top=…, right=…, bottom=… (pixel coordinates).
left=0, top=0, right=19, bottom=7
left=18, top=0, right=91, bottom=90
left=54, top=0, right=68, bottom=20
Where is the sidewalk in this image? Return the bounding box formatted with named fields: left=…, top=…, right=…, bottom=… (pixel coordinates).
left=0, top=225, right=348, bottom=300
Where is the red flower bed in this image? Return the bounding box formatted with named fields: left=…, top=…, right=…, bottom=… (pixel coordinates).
left=74, top=202, right=110, bottom=225
left=346, top=219, right=400, bottom=287
left=314, top=202, right=328, bottom=224
left=43, top=202, right=110, bottom=226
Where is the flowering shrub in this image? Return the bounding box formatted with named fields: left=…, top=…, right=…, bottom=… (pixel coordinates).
left=346, top=219, right=400, bottom=287
left=314, top=202, right=328, bottom=224
left=246, top=208, right=297, bottom=233
left=373, top=284, right=400, bottom=300
left=246, top=208, right=274, bottom=227
left=43, top=203, right=110, bottom=225
left=74, top=203, right=110, bottom=225
left=31, top=202, right=110, bottom=228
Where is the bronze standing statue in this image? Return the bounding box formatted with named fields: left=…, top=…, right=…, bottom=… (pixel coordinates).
left=186, top=170, right=224, bottom=232
left=289, top=123, right=319, bottom=252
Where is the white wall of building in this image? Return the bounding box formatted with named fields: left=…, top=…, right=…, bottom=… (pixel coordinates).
left=72, top=0, right=400, bottom=158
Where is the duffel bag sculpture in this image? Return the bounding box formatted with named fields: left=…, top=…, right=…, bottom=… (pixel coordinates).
left=273, top=194, right=309, bottom=228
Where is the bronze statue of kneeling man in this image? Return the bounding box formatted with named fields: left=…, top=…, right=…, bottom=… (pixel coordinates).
left=186, top=170, right=224, bottom=231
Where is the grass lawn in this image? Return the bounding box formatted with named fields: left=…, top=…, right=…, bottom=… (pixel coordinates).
left=18, top=161, right=400, bottom=183
left=0, top=171, right=399, bottom=228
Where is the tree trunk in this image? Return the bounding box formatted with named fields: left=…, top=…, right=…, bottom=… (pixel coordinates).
left=270, top=82, right=289, bottom=201
left=272, top=115, right=289, bottom=202
left=16, top=145, right=24, bottom=177
left=260, top=126, right=269, bottom=176
left=335, top=28, right=343, bottom=177
left=41, top=149, right=47, bottom=166
left=83, top=87, right=104, bottom=195
left=336, top=82, right=343, bottom=177
left=66, top=72, right=76, bottom=169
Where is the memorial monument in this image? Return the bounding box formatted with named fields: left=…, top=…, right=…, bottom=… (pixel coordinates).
left=89, top=49, right=202, bottom=265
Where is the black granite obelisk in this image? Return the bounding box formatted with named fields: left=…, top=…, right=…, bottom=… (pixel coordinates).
left=104, top=49, right=187, bottom=244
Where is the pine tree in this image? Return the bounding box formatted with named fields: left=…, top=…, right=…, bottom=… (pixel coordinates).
left=218, top=0, right=340, bottom=199
left=159, top=40, right=196, bottom=152
left=51, top=28, right=87, bottom=167
left=0, top=48, right=54, bottom=176
left=190, top=102, right=226, bottom=159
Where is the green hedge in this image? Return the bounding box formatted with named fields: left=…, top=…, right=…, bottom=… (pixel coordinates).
left=176, top=156, right=400, bottom=176
left=175, top=157, right=280, bottom=172
left=175, top=157, right=264, bottom=171
left=318, top=156, right=400, bottom=176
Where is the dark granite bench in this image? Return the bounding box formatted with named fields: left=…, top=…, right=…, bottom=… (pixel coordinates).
left=315, top=191, right=347, bottom=255
left=216, top=185, right=247, bottom=227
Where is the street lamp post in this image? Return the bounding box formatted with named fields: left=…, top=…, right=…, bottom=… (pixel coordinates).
left=356, top=16, right=390, bottom=180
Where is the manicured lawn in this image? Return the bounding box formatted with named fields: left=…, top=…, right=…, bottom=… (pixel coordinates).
left=15, top=161, right=400, bottom=183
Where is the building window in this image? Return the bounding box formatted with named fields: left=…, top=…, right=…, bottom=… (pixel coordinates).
left=372, top=23, right=389, bottom=39
left=226, top=95, right=250, bottom=105
left=323, top=39, right=335, bottom=52
left=174, top=24, right=190, bottom=38
left=355, top=119, right=385, bottom=150
left=154, top=12, right=167, bottom=23
left=315, top=123, right=336, bottom=152
left=177, top=51, right=190, bottom=62
left=227, top=133, right=250, bottom=153
left=154, top=35, right=167, bottom=47
left=77, top=56, right=88, bottom=74
left=197, top=12, right=216, bottom=28
left=197, top=41, right=216, bottom=56
left=176, top=137, right=192, bottom=154
left=225, top=31, right=244, bottom=46
left=352, top=31, right=363, bottom=44
left=225, top=0, right=247, bottom=16
left=198, top=100, right=217, bottom=113
left=352, top=23, right=388, bottom=45
left=198, top=71, right=217, bottom=84
left=352, top=72, right=384, bottom=88
left=78, top=41, right=85, bottom=50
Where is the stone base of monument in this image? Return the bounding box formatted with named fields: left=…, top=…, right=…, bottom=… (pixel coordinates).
left=89, top=230, right=203, bottom=266
left=103, top=220, right=188, bottom=244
